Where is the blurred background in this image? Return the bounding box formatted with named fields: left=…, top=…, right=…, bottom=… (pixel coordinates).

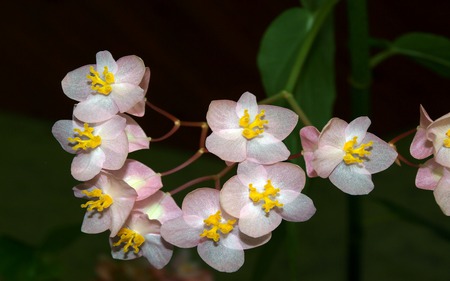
left=1, top=0, right=449, bottom=280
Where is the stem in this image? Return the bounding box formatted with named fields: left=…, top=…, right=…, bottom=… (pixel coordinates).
left=285, top=0, right=339, bottom=94
left=347, top=0, right=371, bottom=279
left=369, top=49, right=395, bottom=68
left=146, top=101, right=181, bottom=142
left=160, top=148, right=205, bottom=177
left=388, top=128, right=416, bottom=145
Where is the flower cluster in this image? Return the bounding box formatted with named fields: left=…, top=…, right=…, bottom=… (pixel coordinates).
left=411, top=105, right=450, bottom=215
left=52, top=50, right=402, bottom=273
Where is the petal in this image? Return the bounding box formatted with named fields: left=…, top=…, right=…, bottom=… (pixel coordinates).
left=345, top=116, right=370, bottom=141
left=434, top=147, right=450, bottom=168
left=122, top=114, right=150, bottom=152
left=182, top=188, right=221, bottom=218
left=96, top=50, right=118, bottom=73
left=277, top=193, right=316, bottom=222
left=236, top=91, right=258, bottom=118
left=115, top=55, right=145, bottom=85
left=300, top=126, right=320, bottom=152
left=71, top=149, right=105, bottom=181
left=126, top=67, right=150, bottom=117
left=140, top=234, right=173, bottom=269
left=110, top=83, right=145, bottom=113
left=101, top=133, right=128, bottom=170
left=96, top=115, right=127, bottom=140
left=246, top=134, right=290, bottom=164
left=73, top=95, right=119, bottom=123
left=410, top=128, right=433, bottom=159
left=197, top=238, right=244, bottom=273
left=80, top=209, right=111, bottom=234
left=238, top=231, right=271, bottom=250
left=415, top=158, right=444, bottom=190
left=434, top=171, right=450, bottom=216
left=160, top=216, right=203, bottom=248
left=239, top=203, right=282, bottom=238
left=205, top=131, right=247, bottom=163
left=134, top=191, right=183, bottom=223
left=52, top=120, right=77, bottom=154
left=329, top=162, right=374, bottom=195
left=318, top=118, right=347, bottom=149
left=313, top=145, right=344, bottom=178
left=265, top=162, right=306, bottom=193
left=61, top=64, right=94, bottom=101
left=220, top=176, right=251, bottom=218
left=206, top=100, right=239, bottom=131
left=419, top=104, right=433, bottom=127
left=362, top=133, right=398, bottom=174
left=236, top=161, right=268, bottom=188
left=259, top=104, right=298, bottom=140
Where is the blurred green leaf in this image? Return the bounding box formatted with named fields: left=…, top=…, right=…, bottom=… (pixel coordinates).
left=39, top=224, right=82, bottom=254
left=257, top=3, right=336, bottom=128
left=393, top=33, right=450, bottom=77
left=301, top=0, right=328, bottom=11
left=0, top=235, right=35, bottom=281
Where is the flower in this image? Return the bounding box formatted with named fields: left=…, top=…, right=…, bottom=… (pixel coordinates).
left=220, top=161, right=316, bottom=238
left=312, top=117, right=397, bottom=195
left=299, top=126, right=320, bottom=177
left=73, top=172, right=138, bottom=237
left=107, top=159, right=162, bottom=201
left=205, top=91, right=298, bottom=164
left=52, top=115, right=129, bottom=181
left=61, top=50, right=146, bottom=123
left=426, top=112, right=450, bottom=168
left=110, top=212, right=173, bottom=269
left=160, top=188, right=270, bottom=272
left=410, top=105, right=434, bottom=159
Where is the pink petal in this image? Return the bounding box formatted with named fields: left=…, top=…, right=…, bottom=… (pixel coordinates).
left=197, top=237, right=244, bottom=273
left=434, top=171, right=450, bottom=216
left=205, top=130, right=247, bottom=163
left=259, top=104, right=298, bottom=140
left=345, top=116, right=370, bottom=142
left=71, top=149, right=105, bottom=181
left=362, top=133, right=398, bottom=174
left=410, top=128, right=434, bottom=159
left=101, top=133, right=128, bottom=170
left=52, top=120, right=77, bottom=154
left=236, top=160, right=268, bottom=187
left=415, top=158, right=443, bottom=190
left=73, top=95, right=119, bottom=123
left=246, top=134, right=290, bottom=164
left=239, top=203, right=282, bottom=238
left=96, top=50, right=118, bottom=74
left=97, top=115, right=127, bottom=140
left=329, top=162, right=374, bottom=195
left=61, top=64, right=93, bottom=101
left=435, top=147, right=450, bottom=168
left=127, top=67, right=150, bottom=117
left=277, top=193, right=316, bottom=222
left=300, top=126, right=320, bottom=152
left=236, top=91, right=259, bottom=118
left=111, top=83, right=145, bottom=113
left=115, top=55, right=145, bottom=85
left=81, top=209, right=111, bottom=234
left=134, top=191, right=182, bottom=223
left=160, top=215, right=203, bottom=248
left=206, top=100, right=239, bottom=131
left=313, top=145, right=344, bottom=178
left=264, top=162, right=306, bottom=193
left=220, top=176, right=251, bottom=218
left=141, top=233, right=173, bottom=269
left=318, top=118, right=347, bottom=149
left=122, top=114, right=150, bottom=152
left=182, top=188, right=221, bottom=218
left=238, top=231, right=271, bottom=250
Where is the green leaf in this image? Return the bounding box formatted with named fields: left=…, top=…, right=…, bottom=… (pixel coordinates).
left=0, top=235, right=35, bottom=281
left=392, top=32, right=450, bottom=78
left=257, top=4, right=336, bottom=128
left=301, top=0, right=328, bottom=11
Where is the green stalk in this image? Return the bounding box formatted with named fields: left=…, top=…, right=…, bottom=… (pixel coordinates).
left=347, top=0, right=372, bottom=280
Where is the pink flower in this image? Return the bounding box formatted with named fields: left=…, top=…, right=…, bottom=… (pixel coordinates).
left=133, top=191, right=183, bottom=223
left=410, top=105, right=434, bottom=159
left=220, top=161, right=315, bottom=238
left=312, top=117, right=397, bottom=195
left=52, top=115, right=129, bottom=181
left=107, top=159, right=162, bottom=201
left=73, top=172, right=137, bottom=237
left=62, top=50, right=146, bottom=123
left=110, top=212, right=173, bottom=269
left=160, top=188, right=270, bottom=272
left=205, top=92, right=298, bottom=164
left=426, top=112, right=450, bottom=168
left=299, top=126, right=320, bottom=177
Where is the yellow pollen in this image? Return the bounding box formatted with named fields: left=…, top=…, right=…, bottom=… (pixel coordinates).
left=87, top=66, right=115, bottom=95
left=239, top=109, right=268, bottom=139
left=343, top=136, right=373, bottom=165
left=248, top=180, right=283, bottom=213
left=443, top=130, right=450, bottom=148
left=199, top=211, right=236, bottom=242
left=67, top=123, right=102, bottom=151
left=113, top=228, right=145, bottom=254
left=80, top=188, right=113, bottom=212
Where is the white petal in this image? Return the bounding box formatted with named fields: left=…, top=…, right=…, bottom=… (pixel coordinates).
left=220, top=176, right=251, bottom=218
left=239, top=203, right=282, bottom=238
left=259, top=104, right=298, bottom=140
left=362, top=133, right=397, bottom=174
left=313, top=145, right=344, bottom=178
left=246, top=134, right=290, bottom=164
left=206, top=100, right=240, bottom=131
left=205, top=131, right=247, bottom=163
left=197, top=238, right=244, bottom=273
left=345, top=116, right=370, bottom=141
left=329, top=162, right=374, bottom=195
left=277, top=193, right=316, bottom=222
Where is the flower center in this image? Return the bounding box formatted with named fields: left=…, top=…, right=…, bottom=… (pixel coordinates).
left=80, top=188, right=113, bottom=212
left=67, top=123, right=102, bottom=151
left=87, top=66, right=115, bottom=95
left=113, top=228, right=145, bottom=254
left=443, top=130, right=450, bottom=148
left=239, top=109, right=268, bottom=140
left=248, top=180, right=283, bottom=213
left=343, top=136, right=373, bottom=165
left=199, top=211, right=236, bottom=242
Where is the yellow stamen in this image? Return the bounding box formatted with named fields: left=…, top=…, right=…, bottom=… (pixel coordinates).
left=80, top=188, right=113, bottom=212
left=343, top=136, right=373, bottom=164
left=199, top=211, right=236, bottom=242
left=239, top=109, right=268, bottom=140
left=443, top=130, right=450, bottom=148
left=67, top=123, right=102, bottom=151
left=248, top=180, right=283, bottom=213
left=87, top=66, right=115, bottom=95
left=113, top=228, right=145, bottom=254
